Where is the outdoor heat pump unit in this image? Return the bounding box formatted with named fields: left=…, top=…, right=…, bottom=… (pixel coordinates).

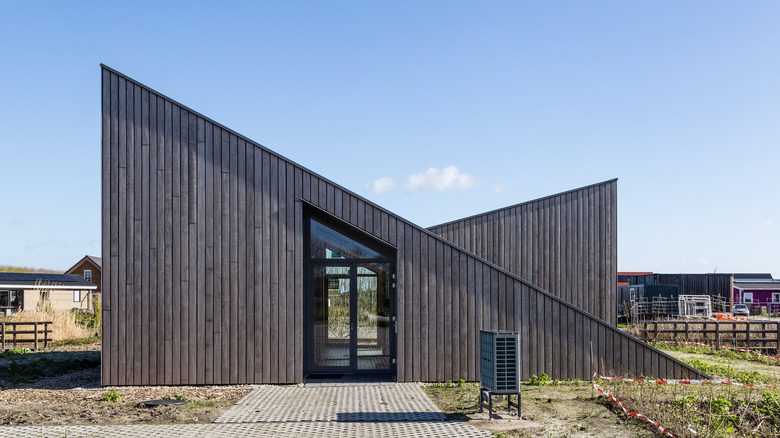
left=479, top=330, right=521, bottom=419
left=480, top=330, right=520, bottom=393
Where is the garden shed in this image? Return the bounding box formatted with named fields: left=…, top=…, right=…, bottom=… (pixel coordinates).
left=100, top=65, right=703, bottom=385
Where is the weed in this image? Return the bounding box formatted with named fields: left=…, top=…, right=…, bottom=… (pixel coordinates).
left=102, top=390, right=121, bottom=402
left=526, top=372, right=560, bottom=386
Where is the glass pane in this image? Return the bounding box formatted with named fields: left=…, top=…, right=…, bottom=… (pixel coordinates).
left=313, top=265, right=351, bottom=368
left=357, top=263, right=391, bottom=370
left=310, top=219, right=382, bottom=260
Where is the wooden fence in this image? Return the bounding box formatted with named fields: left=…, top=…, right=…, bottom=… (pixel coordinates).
left=1, top=322, right=52, bottom=350
left=638, top=320, right=780, bottom=352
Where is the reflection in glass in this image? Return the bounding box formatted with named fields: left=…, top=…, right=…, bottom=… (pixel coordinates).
left=310, top=219, right=382, bottom=260
left=357, top=263, right=391, bottom=370
left=314, top=266, right=351, bottom=368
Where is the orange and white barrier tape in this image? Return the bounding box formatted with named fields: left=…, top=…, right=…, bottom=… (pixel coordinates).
left=593, top=374, right=775, bottom=389
left=593, top=383, right=676, bottom=437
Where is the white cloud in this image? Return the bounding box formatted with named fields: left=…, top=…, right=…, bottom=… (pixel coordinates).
left=404, top=166, right=479, bottom=192
left=369, top=177, right=397, bottom=194
left=696, top=258, right=709, bottom=265
left=763, top=220, right=774, bottom=227
left=494, top=184, right=506, bottom=194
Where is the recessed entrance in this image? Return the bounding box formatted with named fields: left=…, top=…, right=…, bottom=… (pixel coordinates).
left=305, top=216, right=396, bottom=376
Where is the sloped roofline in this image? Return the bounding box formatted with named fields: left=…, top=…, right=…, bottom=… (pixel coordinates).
left=64, top=255, right=102, bottom=275
left=102, top=64, right=704, bottom=379
left=428, top=178, right=618, bottom=230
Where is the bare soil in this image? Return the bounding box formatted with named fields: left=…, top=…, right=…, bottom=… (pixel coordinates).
left=424, top=383, right=655, bottom=437
left=0, top=340, right=248, bottom=426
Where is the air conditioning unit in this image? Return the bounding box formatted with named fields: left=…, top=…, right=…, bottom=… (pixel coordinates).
left=480, top=330, right=520, bottom=394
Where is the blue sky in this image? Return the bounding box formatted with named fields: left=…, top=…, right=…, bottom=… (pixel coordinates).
left=0, top=1, right=778, bottom=276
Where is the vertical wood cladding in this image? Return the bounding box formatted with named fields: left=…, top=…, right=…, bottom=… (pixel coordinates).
left=428, top=181, right=618, bottom=325
left=102, top=66, right=702, bottom=385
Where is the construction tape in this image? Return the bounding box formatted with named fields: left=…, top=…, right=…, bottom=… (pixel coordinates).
left=591, top=339, right=780, bottom=438
left=593, top=383, right=676, bottom=438
left=651, top=340, right=780, bottom=362
left=593, top=374, right=776, bottom=389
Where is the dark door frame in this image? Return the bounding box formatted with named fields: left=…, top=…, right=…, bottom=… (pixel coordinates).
left=303, top=211, right=397, bottom=377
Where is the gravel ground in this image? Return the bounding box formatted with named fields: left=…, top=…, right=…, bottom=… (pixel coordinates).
left=0, top=340, right=249, bottom=425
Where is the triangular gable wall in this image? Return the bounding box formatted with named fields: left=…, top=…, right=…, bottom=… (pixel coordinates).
left=429, top=180, right=617, bottom=324
left=101, top=65, right=703, bottom=385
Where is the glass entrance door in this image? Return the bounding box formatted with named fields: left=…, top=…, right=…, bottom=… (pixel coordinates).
left=307, top=217, right=395, bottom=375
left=313, top=264, right=352, bottom=369
left=356, top=263, right=391, bottom=371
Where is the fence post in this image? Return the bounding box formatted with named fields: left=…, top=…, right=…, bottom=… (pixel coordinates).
left=1, top=322, right=4, bottom=351
left=34, top=322, right=38, bottom=351
left=716, top=322, right=721, bottom=350
left=776, top=323, right=780, bottom=355
left=654, top=321, right=658, bottom=340
left=44, top=322, right=49, bottom=348
left=12, top=323, right=16, bottom=348
left=746, top=323, right=751, bottom=350
left=685, top=322, right=689, bottom=342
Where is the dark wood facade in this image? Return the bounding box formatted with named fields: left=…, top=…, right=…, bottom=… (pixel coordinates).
left=655, top=273, right=734, bottom=307
left=101, top=66, right=703, bottom=385
left=428, top=181, right=617, bottom=325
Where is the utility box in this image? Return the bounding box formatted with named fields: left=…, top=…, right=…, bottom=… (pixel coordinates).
left=480, top=330, right=520, bottom=394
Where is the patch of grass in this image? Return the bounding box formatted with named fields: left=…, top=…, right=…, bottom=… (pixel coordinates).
left=0, top=347, right=33, bottom=356
left=681, top=357, right=766, bottom=384
left=50, top=335, right=101, bottom=347
left=186, top=399, right=216, bottom=408
left=0, top=355, right=101, bottom=388
left=423, top=382, right=480, bottom=419
left=652, top=341, right=780, bottom=367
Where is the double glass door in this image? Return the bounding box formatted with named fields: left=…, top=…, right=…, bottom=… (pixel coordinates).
left=307, top=217, right=395, bottom=374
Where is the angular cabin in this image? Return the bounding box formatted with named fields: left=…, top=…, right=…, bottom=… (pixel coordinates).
left=101, top=65, right=703, bottom=385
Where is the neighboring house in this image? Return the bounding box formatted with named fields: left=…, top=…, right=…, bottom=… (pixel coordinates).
left=0, top=273, right=98, bottom=315
left=616, top=273, right=734, bottom=313
left=100, top=65, right=703, bottom=386
left=733, top=273, right=780, bottom=310
left=65, top=255, right=102, bottom=298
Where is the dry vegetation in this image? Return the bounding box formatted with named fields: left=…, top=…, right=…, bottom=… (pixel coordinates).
left=595, top=343, right=780, bottom=437
left=0, top=265, right=61, bottom=274
left=4, top=309, right=93, bottom=342
left=423, top=342, right=780, bottom=438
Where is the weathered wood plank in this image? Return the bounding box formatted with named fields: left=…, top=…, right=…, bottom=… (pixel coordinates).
left=293, top=166, right=303, bottom=382
left=436, top=239, right=445, bottom=381
left=285, top=163, right=295, bottom=382
left=245, top=144, right=255, bottom=383
left=236, top=139, right=247, bottom=383
left=395, top=221, right=405, bottom=381
left=277, top=162, right=288, bottom=382
left=419, top=228, right=428, bottom=382
left=269, top=156, right=279, bottom=383
left=261, top=150, right=271, bottom=383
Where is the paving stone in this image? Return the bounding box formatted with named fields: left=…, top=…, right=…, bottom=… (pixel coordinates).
left=0, top=383, right=492, bottom=437
left=215, top=384, right=445, bottom=423
left=0, top=422, right=491, bottom=437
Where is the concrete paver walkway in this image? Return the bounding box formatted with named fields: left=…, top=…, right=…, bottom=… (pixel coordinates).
left=0, top=384, right=491, bottom=437
left=215, top=384, right=444, bottom=423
